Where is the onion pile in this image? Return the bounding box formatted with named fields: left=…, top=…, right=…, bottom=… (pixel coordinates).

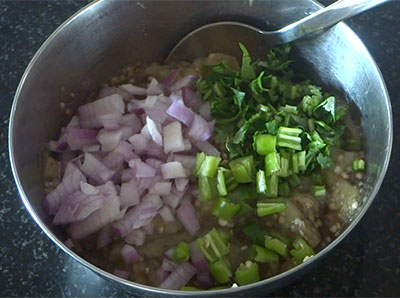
left=45, top=71, right=220, bottom=289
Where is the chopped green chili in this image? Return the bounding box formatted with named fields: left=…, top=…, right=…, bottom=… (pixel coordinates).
left=256, top=202, right=286, bottom=217
left=235, top=261, right=260, bottom=286
left=212, top=197, right=241, bottom=221
left=250, top=244, right=279, bottom=263
left=229, top=155, right=255, bottom=183
left=172, top=241, right=190, bottom=263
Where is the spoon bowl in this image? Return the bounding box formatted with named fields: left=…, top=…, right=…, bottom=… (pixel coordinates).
left=166, top=0, right=389, bottom=63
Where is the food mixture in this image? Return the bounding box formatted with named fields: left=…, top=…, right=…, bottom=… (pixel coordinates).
left=43, top=44, right=366, bottom=290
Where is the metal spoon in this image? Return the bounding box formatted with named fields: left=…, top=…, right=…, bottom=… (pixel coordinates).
left=166, top=0, right=390, bottom=62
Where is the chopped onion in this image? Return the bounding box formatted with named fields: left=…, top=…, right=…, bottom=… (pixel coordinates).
left=149, top=182, right=172, bottom=196
left=161, top=161, right=186, bottom=179
left=97, top=225, right=113, bottom=249
left=182, top=87, right=202, bottom=111
left=163, top=121, right=185, bottom=154
left=114, top=269, right=131, bottom=279
left=166, top=100, right=195, bottom=127
left=82, top=144, right=101, bottom=153
left=70, top=194, right=121, bottom=239
left=120, top=179, right=140, bottom=208
left=162, top=188, right=185, bottom=209
left=169, top=75, right=198, bottom=92
left=157, top=268, right=169, bottom=284
left=67, top=128, right=98, bottom=151
left=129, top=159, right=156, bottom=178
left=99, top=113, right=122, bottom=130
left=125, top=228, right=147, bottom=246
left=80, top=181, right=99, bottom=195
left=159, top=262, right=196, bottom=289
left=121, top=244, right=140, bottom=264
left=146, top=116, right=163, bottom=146
left=159, top=205, right=175, bottom=223
left=98, top=86, right=133, bottom=101
left=96, top=129, right=123, bottom=151
left=162, top=257, right=178, bottom=272
left=192, top=140, right=220, bottom=157
left=128, top=133, right=149, bottom=156
left=44, top=167, right=86, bottom=215
left=80, top=153, right=116, bottom=184
left=161, top=69, right=180, bottom=88
left=177, top=200, right=200, bottom=235
left=119, top=114, right=142, bottom=133
left=188, top=114, right=212, bottom=142
left=190, top=242, right=214, bottom=288
left=78, top=94, right=124, bottom=129
left=171, top=154, right=196, bottom=171
left=175, top=178, right=189, bottom=192
left=120, top=83, right=148, bottom=96
left=147, top=78, right=164, bottom=95
left=142, top=221, right=154, bottom=235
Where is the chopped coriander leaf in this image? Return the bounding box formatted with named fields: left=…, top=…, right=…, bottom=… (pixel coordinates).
left=242, top=222, right=268, bottom=246
left=239, top=42, right=256, bottom=81
left=278, top=182, right=291, bottom=197
left=314, top=96, right=336, bottom=123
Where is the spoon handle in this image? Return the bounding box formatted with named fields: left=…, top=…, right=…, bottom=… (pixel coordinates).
left=276, top=0, right=390, bottom=44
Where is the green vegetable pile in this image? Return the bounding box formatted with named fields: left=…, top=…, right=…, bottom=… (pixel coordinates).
left=196, top=43, right=349, bottom=198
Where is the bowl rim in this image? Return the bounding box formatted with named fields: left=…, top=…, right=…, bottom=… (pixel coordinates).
left=8, top=0, right=393, bottom=295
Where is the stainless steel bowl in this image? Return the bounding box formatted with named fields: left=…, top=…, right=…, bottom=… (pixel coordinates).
left=9, top=0, right=392, bottom=296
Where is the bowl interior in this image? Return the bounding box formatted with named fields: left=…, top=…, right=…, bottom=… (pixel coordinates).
left=9, top=0, right=392, bottom=295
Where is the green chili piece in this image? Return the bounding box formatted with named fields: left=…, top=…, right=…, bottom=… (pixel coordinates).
left=265, top=152, right=280, bottom=176
left=198, top=156, right=222, bottom=177
left=193, top=152, right=206, bottom=175
left=257, top=202, right=286, bottom=217
left=313, top=185, right=326, bottom=197
left=289, top=237, right=315, bottom=264
left=198, top=176, right=218, bottom=201
left=229, top=155, right=255, bottom=183
left=265, top=236, right=288, bottom=257
left=266, top=173, right=278, bottom=197
left=250, top=245, right=279, bottom=263
left=256, top=169, right=267, bottom=194
left=217, top=168, right=228, bottom=196
left=172, top=241, right=190, bottom=263
left=254, top=134, right=276, bottom=155
left=212, top=197, right=240, bottom=221
left=209, top=257, right=232, bottom=283
left=180, top=286, right=201, bottom=291
left=352, top=159, right=365, bottom=171
left=235, top=261, right=260, bottom=286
